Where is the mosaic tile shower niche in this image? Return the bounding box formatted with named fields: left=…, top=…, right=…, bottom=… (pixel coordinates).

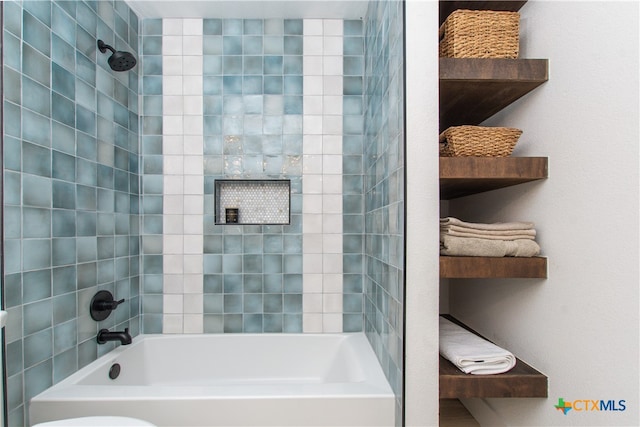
left=215, top=180, right=291, bottom=225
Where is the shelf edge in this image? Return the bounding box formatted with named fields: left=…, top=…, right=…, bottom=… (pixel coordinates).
left=439, top=58, right=549, bottom=82
left=439, top=256, right=548, bottom=279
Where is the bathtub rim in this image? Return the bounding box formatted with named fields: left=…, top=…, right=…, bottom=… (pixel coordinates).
left=30, top=332, right=394, bottom=402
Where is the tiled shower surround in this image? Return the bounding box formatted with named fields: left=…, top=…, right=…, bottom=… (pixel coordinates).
left=2, top=1, right=140, bottom=424
left=140, top=18, right=367, bottom=334
left=2, top=0, right=404, bottom=425
left=362, top=1, right=405, bottom=423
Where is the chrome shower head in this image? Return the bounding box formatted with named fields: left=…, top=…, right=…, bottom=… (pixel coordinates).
left=97, top=39, right=137, bottom=72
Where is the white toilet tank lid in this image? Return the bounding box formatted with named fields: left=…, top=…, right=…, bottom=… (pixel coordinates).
left=32, top=416, right=157, bottom=427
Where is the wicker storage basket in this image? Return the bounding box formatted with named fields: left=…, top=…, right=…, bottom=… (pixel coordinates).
left=439, top=126, right=522, bottom=157
left=439, top=9, right=520, bottom=58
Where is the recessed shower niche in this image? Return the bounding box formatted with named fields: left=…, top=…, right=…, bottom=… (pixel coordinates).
left=214, top=180, right=291, bottom=225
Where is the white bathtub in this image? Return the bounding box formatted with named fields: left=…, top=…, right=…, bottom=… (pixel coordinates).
left=29, top=333, right=395, bottom=426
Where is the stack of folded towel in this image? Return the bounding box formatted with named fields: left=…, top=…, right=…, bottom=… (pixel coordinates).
left=440, top=317, right=516, bottom=375
left=440, top=217, right=540, bottom=257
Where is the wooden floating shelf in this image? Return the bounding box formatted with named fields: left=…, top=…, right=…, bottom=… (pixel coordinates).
left=440, top=315, right=548, bottom=398
left=440, top=58, right=549, bottom=130
left=439, top=1, right=528, bottom=25
left=440, top=157, right=548, bottom=199
left=440, top=356, right=548, bottom=398
left=440, top=256, right=547, bottom=279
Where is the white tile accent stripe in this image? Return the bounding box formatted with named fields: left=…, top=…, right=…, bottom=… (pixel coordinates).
left=162, top=19, right=204, bottom=333
left=302, top=19, right=343, bottom=333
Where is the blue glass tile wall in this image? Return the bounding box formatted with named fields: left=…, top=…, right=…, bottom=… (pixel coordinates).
left=139, top=18, right=163, bottom=333
left=363, top=1, right=405, bottom=425
left=2, top=1, right=140, bottom=425
left=342, top=19, right=365, bottom=333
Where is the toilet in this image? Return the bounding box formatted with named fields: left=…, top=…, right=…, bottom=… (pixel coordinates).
left=32, top=416, right=157, bottom=427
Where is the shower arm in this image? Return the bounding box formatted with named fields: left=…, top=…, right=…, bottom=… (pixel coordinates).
left=97, top=39, right=116, bottom=54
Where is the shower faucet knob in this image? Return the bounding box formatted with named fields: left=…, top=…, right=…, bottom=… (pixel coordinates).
left=95, top=298, right=125, bottom=310
left=90, top=290, right=125, bottom=321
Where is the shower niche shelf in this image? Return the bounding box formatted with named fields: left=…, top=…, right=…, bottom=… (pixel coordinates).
left=214, top=179, right=290, bottom=225
left=439, top=315, right=548, bottom=398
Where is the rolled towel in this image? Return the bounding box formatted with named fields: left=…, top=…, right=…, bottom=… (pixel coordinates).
left=440, top=235, right=541, bottom=257
left=440, top=217, right=535, bottom=231
left=441, top=227, right=536, bottom=241
left=440, top=317, right=516, bottom=375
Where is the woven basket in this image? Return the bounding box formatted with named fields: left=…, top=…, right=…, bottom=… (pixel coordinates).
left=439, top=9, right=520, bottom=58
left=439, top=126, right=522, bottom=157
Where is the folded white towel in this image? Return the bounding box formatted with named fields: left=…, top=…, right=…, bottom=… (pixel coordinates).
left=440, top=217, right=535, bottom=231
left=440, top=235, right=541, bottom=257
left=440, top=317, right=516, bottom=375
left=440, top=227, right=537, bottom=241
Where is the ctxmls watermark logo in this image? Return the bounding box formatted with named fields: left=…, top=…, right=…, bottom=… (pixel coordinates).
left=554, top=397, right=626, bottom=415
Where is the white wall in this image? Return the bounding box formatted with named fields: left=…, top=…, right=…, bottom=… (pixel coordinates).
left=404, top=1, right=440, bottom=425
left=448, top=1, right=639, bottom=426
